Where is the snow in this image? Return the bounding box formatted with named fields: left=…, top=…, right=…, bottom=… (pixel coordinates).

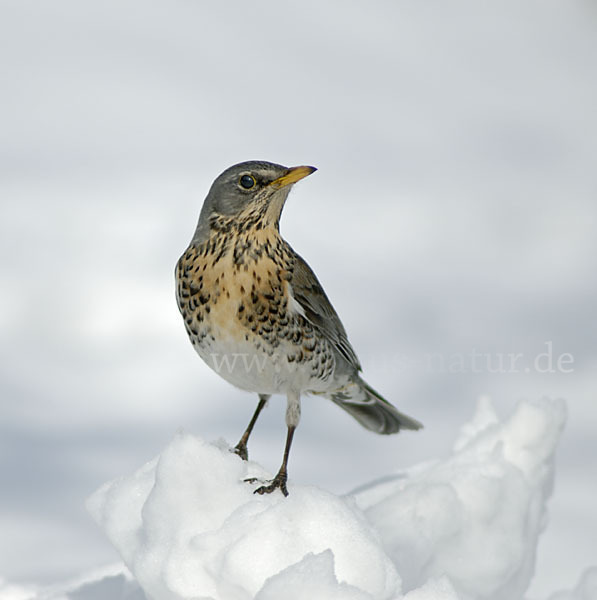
left=86, top=434, right=400, bottom=599
left=2, top=397, right=595, bottom=600
left=546, top=568, right=597, bottom=600
left=73, top=397, right=576, bottom=600
left=0, top=565, right=140, bottom=600
left=354, top=398, right=566, bottom=598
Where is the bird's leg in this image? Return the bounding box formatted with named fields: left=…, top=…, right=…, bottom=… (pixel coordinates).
left=253, top=425, right=295, bottom=497
left=233, top=394, right=269, bottom=460
left=253, top=391, right=300, bottom=497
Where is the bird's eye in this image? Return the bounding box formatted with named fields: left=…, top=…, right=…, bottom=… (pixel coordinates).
left=239, top=174, right=256, bottom=190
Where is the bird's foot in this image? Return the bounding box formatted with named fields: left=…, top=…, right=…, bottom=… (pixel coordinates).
left=245, top=471, right=288, bottom=497
left=232, top=442, right=248, bottom=461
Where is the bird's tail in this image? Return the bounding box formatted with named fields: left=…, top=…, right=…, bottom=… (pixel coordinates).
left=327, top=378, right=422, bottom=435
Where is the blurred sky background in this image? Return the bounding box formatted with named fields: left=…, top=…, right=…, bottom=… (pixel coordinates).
left=1, top=0, right=596, bottom=596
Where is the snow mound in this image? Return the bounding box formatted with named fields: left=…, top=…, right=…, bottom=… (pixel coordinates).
left=0, top=579, right=36, bottom=600
left=87, top=435, right=399, bottom=600
left=0, top=565, right=142, bottom=600
left=546, top=567, right=597, bottom=600
left=354, top=397, right=567, bottom=599
left=87, top=398, right=566, bottom=600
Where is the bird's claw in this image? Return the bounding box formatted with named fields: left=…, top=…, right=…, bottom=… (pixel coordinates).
left=245, top=472, right=288, bottom=497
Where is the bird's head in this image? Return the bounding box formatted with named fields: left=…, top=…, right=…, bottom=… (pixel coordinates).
left=192, top=161, right=316, bottom=244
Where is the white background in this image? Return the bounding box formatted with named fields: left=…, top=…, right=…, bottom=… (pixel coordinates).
left=1, top=0, right=596, bottom=596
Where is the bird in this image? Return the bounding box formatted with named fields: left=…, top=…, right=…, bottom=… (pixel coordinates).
left=176, top=160, right=422, bottom=496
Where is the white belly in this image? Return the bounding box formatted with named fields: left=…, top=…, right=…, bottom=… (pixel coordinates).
left=195, top=335, right=335, bottom=396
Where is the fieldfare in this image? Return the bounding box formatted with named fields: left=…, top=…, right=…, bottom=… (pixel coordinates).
left=176, top=161, right=422, bottom=496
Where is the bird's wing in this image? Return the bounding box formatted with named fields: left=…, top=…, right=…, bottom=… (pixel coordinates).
left=289, top=252, right=362, bottom=372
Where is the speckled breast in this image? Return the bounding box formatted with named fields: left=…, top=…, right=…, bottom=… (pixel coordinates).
left=176, top=232, right=335, bottom=394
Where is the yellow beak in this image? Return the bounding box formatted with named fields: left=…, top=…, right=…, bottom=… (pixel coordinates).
left=270, top=165, right=317, bottom=189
